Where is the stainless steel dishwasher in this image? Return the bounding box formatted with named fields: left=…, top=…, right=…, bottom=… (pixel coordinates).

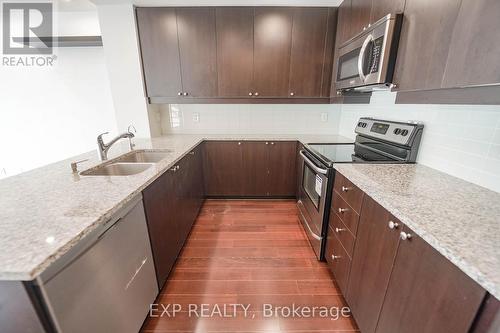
left=36, top=196, right=158, bottom=333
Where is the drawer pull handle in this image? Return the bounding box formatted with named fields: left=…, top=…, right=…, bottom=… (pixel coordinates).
left=400, top=231, right=412, bottom=241
left=338, top=208, right=348, bottom=213
left=335, top=227, right=346, bottom=233
left=388, top=221, right=399, bottom=229
left=331, top=254, right=341, bottom=260
left=342, top=186, right=351, bottom=192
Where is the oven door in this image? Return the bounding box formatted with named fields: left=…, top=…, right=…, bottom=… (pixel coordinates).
left=335, top=14, right=401, bottom=91
left=297, top=150, right=329, bottom=259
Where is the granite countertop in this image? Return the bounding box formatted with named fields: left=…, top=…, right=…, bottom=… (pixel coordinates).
left=0, top=134, right=351, bottom=281
left=332, top=163, right=500, bottom=300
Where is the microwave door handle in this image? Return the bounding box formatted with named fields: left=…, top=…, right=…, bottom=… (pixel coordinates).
left=299, top=150, right=328, bottom=175
left=357, top=34, right=373, bottom=82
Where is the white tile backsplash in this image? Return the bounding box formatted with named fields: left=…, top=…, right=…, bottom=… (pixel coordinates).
left=337, top=91, right=500, bottom=193
left=159, top=104, right=342, bottom=134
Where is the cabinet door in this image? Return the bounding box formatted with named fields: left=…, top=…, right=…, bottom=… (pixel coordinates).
left=267, top=141, right=297, bottom=196
left=370, top=0, right=405, bottom=24
left=350, top=0, right=372, bottom=38
left=376, top=226, right=486, bottom=333
left=442, top=0, right=500, bottom=88
left=216, top=7, right=254, bottom=97
left=346, top=196, right=401, bottom=333
left=296, top=143, right=305, bottom=198
left=288, top=8, right=329, bottom=98
left=177, top=8, right=218, bottom=97
left=241, top=141, right=269, bottom=196
left=136, top=8, right=183, bottom=98
left=392, top=0, right=461, bottom=91
left=336, top=0, right=353, bottom=47
left=143, top=171, right=179, bottom=288
left=203, top=141, right=245, bottom=196
left=175, top=156, right=192, bottom=247
left=253, top=7, right=293, bottom=97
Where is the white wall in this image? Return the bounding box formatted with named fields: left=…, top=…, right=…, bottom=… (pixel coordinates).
left=159, top=104, right=342, bottom=134
left=0, top=10, right=116, bottom=179
left=337, top=91, right=500, bottom=193
left=96, top=4, right=154, bottom=138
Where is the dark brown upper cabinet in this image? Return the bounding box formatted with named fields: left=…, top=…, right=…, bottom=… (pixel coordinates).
left=441, top=0, right=500, bottom=88
left=288, top=8, right=330, bottom=98
left=216, top=7, right=254, bottom=97
left=335, top=0, right=353, bottom=47
left=376, top=225, right=486, bottom=333
left=253, top=7, right=294, bottom=97
left=370, top=0, right=405, bottom=23
left=350, top=0, right=372, bottom=38
left=137, top=6, right=335, bottom=103
left=176, top=8, right=218, bottom=97
left=136, top=8, right=183, bottom=98
left=392, top=0, right=461, bottom=91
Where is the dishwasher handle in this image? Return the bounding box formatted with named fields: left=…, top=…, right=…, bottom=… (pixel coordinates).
left=299, top=150, right=328, bottom=175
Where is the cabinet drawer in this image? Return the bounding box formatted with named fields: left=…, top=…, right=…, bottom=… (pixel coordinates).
left=325, top=226, right=351, bottom=295
left=332, top=191, right=361, bottom=237
left=328, top=211, right=356, bottom=259
left=333, top=172, right=364, bottom=214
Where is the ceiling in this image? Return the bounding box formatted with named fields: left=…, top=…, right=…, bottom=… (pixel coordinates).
left=89, top=0, right=342, bottom=6
left=55, top=0, right=96, bottom=11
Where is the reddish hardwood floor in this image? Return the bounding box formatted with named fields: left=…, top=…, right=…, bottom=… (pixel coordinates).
left=142, top=200, right=358, bottom=332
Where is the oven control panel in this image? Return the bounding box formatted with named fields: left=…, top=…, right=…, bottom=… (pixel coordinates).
left=355, top=117, right=422, bottom=146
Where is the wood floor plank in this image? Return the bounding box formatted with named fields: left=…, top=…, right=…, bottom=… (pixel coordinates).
left=142, top=200, right=358, bottom=332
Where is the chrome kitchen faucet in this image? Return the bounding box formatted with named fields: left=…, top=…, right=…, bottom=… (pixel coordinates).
left=97, top=125, right=136, bottom=161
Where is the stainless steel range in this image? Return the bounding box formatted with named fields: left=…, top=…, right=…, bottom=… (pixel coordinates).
left=297, top=117, right=424, bottom=260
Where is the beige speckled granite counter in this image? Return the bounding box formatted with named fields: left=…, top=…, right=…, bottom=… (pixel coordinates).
left=332, top=163, right=500, bottom=299
left=0, top=134, right=351, bottom=281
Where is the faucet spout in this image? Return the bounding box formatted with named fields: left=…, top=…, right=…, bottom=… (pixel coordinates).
left=96, top=130, right=135, bottom=161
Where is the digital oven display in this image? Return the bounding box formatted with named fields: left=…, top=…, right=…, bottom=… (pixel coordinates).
left=370, top=123, right=389, bottom=134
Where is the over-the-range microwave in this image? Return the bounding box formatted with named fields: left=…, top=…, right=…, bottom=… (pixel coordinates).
left=335, top=13, right=403, bottom=92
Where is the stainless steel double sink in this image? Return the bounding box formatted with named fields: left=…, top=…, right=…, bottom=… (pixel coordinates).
left=81, top=150, right=172, bottom=176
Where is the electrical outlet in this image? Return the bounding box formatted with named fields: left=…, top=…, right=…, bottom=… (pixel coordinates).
left=320, top=112, right=328, bottom=122
left=192, top=112, right=200, bottom=123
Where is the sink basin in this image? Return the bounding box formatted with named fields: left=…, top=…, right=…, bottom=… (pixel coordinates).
left=80, top=163, right=152, bottom=176
left=115, top=150, right=172, bottom=163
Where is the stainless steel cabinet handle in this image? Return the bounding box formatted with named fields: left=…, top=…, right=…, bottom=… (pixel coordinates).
left=238, top=142, right=242, bottom=145
left=388, top=221, right=399, bottom=229
left=189, top=151, right=195, bottom=155
left=177, top=92, right=182, bottom=96
left=400, top=231, right=412, bottom=241
left=299, top=150, right=328, bottom=175
left=248, top=92, right=253, bottom=96
left=254, top=92, right=259, bottom=96
left=341, top=186, right=351, bottom=192
left=170, top=165, right=179, bottom=172
left=183, top=92, right=188, bottom=96
left=271, top=142, right=274, bottom=145
left=331, top=254, right=341, bottom=260
left=338, top=208, right=348, bottom=213
left=265, top=142, right=269, bottom=145
left=290, top=92, right=295, bottom=96
left=335, top=227, right=345, bottom=233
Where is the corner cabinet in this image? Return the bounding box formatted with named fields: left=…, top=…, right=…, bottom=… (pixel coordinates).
left=203, top=141, right=297, bottom=197
left=329, top=170, right=490, bottom=333
left=136, top=7, right=337, bottom=103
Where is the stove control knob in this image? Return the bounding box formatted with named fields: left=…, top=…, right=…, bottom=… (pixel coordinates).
left=394, top=128, right=402, bottom=135
left=401, top=129, right=409, bottom=136
left=358, top=122, right=362, bottom=127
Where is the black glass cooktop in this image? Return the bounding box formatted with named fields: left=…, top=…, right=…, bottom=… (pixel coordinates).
left=306, top=143, right=356, bottom=166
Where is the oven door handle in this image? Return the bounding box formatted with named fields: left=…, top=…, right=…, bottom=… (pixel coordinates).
left=299, top=150, right=328, bottom=175
left=357, top=34, right=373, bottom=83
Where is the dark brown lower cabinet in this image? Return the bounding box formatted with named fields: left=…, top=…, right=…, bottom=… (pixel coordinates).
left=143, top=144, right=204, bottom=288
left=346, top=195, right=401, bottom=333
left=204, top=141, right=297, bottom=197
left=376, top=225, right=486, bottom=333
